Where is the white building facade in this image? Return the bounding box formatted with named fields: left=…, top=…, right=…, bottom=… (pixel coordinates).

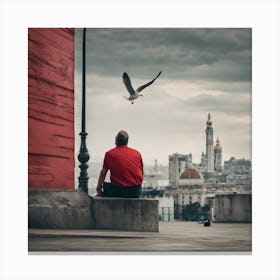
left=176, top=169, right=206, bottom=207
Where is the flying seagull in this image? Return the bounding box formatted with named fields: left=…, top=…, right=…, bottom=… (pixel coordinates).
left=122, top=71, right=162, bottom=104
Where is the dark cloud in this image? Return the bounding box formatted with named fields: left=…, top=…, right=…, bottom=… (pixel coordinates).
left=75, top=28, right=251, bottom=82
left=200, top=80, right=251, bottom=94
left=183, top=93, right=251, bottom=115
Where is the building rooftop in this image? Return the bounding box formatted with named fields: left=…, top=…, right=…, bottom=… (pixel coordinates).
left=180, top=169, right=201, bottom=179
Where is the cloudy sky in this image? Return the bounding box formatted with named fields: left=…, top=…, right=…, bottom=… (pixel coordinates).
left=75, top=28, right=251, bottom=166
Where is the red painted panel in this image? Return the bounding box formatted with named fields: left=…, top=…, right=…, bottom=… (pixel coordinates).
left=28, top=28, right=75, bottom=189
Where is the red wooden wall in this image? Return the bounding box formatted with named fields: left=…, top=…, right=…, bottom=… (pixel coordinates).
left=28, top=28, right=75, bottom=189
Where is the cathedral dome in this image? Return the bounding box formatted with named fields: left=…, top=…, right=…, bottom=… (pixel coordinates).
left=180, top=169, right=201, bottom=179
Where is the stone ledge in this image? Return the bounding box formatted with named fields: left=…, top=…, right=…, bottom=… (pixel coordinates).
left=28, top=189, right=95, bottom=229
left=92, top=197, right=159, bottom=232
left=28, top=190, right=159, bottom=232
left=214, top=193, right=252, bottom=223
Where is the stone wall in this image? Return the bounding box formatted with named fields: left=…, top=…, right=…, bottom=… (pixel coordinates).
left=93, top=197, right=159, bottom=232
left=214, top=194, right=252, bottom=223
left=28, top=190, right=94, bottom=229
left=29, top=190, right=159, bottom=231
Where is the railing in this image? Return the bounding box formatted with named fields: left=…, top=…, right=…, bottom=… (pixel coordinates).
left=159, top=207, right=174, bottom=222
left=174, top=204, right=210, bottom=221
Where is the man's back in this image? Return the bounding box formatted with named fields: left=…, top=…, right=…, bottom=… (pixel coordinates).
left=103, top=145, right=143, bottom=187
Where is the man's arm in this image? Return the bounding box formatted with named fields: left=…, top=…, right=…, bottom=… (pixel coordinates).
left=96, top=168, right=108, bottom=194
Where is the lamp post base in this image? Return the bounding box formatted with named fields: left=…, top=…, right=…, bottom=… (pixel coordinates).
left=78, top=131, right=90, bottom=193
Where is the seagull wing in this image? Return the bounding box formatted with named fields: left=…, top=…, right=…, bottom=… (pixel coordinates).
left=136, top=71, right=162, bottom=93
left=123, top=72, right=136, bottom=95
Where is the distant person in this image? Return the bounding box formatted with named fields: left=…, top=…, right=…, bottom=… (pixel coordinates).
left=204, top=219, right=211, bottom=227
left=96, top=130, right=143, bottom=198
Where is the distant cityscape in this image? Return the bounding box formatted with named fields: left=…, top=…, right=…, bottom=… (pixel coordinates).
left=142, top=113, right=251, bottom=222
left=76, top=113, right=251, bottom=222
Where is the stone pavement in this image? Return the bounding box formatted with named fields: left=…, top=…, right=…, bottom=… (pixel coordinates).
left=28, top=221, right=252, bottom=253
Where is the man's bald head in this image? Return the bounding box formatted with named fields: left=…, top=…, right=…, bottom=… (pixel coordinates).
left=115, top=130, right=129, bottom=146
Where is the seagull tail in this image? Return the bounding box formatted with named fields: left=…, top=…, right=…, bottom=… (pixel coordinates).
left=123, top=96, right=130, bottom=101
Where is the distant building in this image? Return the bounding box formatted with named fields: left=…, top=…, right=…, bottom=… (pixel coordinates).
left=223, top=157, right=251, bottom=186
left=200, top=113, right=221, bottom=173
left=147, top=158, right=162, bottom=177
left=173, top=168, right=207, bottom=221
left=205, top=113, right=214, bottom=172
left=200, top=152, right=207, bottom=169
left=205, top=182, right=252, bottom=197
left=176, top=168, right=206, bottom=207
left=164, top=113, right=251, bottom=222
left=225, top=174, right=252, bottom=185
left=143, top=159, right=168, bottom=190
left=223, top=157, right=251, bottom=175
left=214, top=138, right=223, bottom=172
left=168, top=153, right=192, bottom=186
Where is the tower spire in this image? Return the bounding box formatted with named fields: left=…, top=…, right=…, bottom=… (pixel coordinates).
left=206, top=113, right=212, bottom=127
left=215, top=137, right=222, bottom=150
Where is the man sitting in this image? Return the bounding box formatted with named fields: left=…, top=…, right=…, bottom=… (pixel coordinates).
left=96, top=130, right=143, bottom=198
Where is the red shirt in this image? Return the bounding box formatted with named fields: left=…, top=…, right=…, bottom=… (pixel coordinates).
left=103, top=145, right=143, bottom=187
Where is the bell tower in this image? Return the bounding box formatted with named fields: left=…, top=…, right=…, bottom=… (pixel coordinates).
left=214, top=137, right=223, bottom=172
left=205, top=113, right=214, bottom=172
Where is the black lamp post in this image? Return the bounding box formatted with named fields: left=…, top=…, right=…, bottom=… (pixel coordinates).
left=78, top=28, right=90, bottom=193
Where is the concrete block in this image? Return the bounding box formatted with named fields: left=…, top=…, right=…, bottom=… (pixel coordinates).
left=28, top=189, right=95, bottom=229
left=92, top=197, right=159, bottom=232
left=214, top=193, right=252, bottom=223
